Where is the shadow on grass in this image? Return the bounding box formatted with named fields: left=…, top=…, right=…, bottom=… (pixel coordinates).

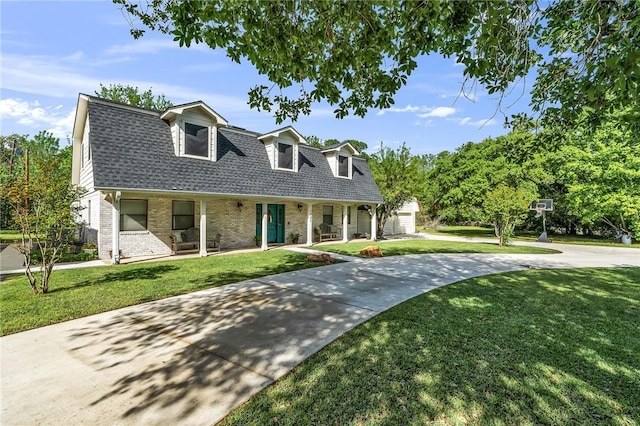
left=185, top=254, right=325, bottom=288
left=49, top=264, right=181, bottom=293
left=221, top=267, right=640, bottom=425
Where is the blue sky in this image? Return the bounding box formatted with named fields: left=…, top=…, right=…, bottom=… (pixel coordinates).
left=1, top=0, right=534, bottom=155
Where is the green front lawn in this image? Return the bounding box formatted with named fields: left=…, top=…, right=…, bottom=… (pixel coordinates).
left=320, top=239, right=560, bottom=257
left=421, top=225, right=639, bottom=248
left=421, top=225, right=496, bottom=238
left=222, top=267, right=640, bottom=425
left=0, top=250, right=322, bottom=336
left=1, top=240, right=559, bottom=335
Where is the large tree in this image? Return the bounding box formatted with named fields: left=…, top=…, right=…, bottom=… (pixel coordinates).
left=95, top=83, right=173, bottom=110
left=114, top=0, right=638, bottom=125
left=427, top=131, right=547, bottom=244
left=555, top=107, right=640, bottom=237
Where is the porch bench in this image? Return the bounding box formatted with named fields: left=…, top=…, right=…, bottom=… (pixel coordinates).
left=317, top=223, right=342, bottom=242
left=170, top=228, right=221, bottom=254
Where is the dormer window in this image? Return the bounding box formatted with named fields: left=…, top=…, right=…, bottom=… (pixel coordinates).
left=185, top=123, right=209, bottom=158
left=259, top=126, right=306, bottom=172
left=160, top=101, right=228, bottom=162
left=277, top=141, right=294, bottom=170
left=322, top=142, right=358, bottom=179
left=338, top=155, right=349, bottom=177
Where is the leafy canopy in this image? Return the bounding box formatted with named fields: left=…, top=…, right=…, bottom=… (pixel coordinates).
left=114, top=0, right=639, bottom=125
left=95, top=83, right=173, bottom=110
left=555, top=107, right=640, bottom=235
left=425, top=131, right=548, bottom=243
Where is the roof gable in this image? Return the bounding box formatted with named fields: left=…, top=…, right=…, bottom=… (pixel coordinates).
left=321, top=142, right=359, bottom=156
left=258, top=126, right=307, bottom=144
left=160, top=101, right=228, bottom=126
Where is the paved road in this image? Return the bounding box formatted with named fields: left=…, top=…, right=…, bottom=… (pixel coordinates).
left=1, top=240, right=638, bottom=425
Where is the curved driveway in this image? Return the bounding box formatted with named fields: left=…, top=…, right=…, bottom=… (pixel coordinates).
left=1, top=239, right=638, bottom=425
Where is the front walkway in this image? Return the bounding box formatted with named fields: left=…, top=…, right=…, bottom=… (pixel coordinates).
left=1, top=240, right=638, bottom=425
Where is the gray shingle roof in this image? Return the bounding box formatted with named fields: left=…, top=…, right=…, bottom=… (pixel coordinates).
left=88, top=99, right=383, bottom=204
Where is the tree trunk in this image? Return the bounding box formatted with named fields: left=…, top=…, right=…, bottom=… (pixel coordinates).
left=41, top=263, right=54, bottom=294
left=494, top=222, right=505, bottom=246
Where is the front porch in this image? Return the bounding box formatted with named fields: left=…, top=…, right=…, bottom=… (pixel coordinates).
left=97, top=192, right=379, bottom=264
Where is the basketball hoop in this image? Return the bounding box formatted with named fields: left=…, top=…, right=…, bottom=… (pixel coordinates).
left=530, top=199, right=554, bottom=242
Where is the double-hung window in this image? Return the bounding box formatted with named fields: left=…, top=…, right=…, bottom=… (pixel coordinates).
left=323, top=205, right=333, bottom=225
left=120, top=199, right=147, bottom=231
left=172, top=201, right=194, bottom=230
left=277, top=142, right=293, bottom=170
left=338, top=155, right=349, bottom=177
left=185, top=123, right=209, bottom=158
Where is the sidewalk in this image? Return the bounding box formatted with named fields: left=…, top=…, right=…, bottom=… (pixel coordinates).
left=1, top=239, right=638, bottom=425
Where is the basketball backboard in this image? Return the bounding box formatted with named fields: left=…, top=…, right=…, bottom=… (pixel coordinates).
left=529, top=199, right=553, bottom=211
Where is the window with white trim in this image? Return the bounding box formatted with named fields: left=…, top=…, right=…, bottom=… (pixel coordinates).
left=338, top=154, right=349, bottom=177
left=184, top=123, right=209, bottom=158
left=277, top=141, right=294, bottom=170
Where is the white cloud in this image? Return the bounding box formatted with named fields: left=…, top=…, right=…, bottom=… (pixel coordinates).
left=0, top=98, right=76, bottom=139
left=103, top=39, right=179, bottom=56
left=454, top=117, right=498, bottom=127
left=103, top=38, right=212, bottom=56
left=377, top=104, right=457, bottom=118
left=0, top=52, right=251, bottom=113
left=376, top=104, right=422, bottom=116
left=1, top=53, right=101, bottom=98
left=414, top=119, right=434, bottom=127
left=417, top=106, right=456, bottom=118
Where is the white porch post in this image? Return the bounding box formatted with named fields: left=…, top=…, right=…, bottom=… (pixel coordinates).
left=261, top=202, right=268, bottom=250
left=306, top=203, right=314, bottom=246
left=342, top=204, right=349, bottom=242
left=370, top=204, right=378, bottom=241
left=199, top=199, right=207, bottom=257
left=111, top=191, right=121, bottom=264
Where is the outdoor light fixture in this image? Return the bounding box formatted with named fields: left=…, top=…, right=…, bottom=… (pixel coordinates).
left=297, top=203, right=303, bottom=212
left=237, top=201, right=243, bottom=211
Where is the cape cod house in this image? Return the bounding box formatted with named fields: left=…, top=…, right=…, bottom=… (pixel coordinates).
left=71, top=94, right=383, bottom=263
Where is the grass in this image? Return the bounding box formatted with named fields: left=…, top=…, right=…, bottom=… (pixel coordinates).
left=0, top=229, right=24, bottom=243
left=0, top=250, right=323, bottom=336
left=221, top=267, right=640, bottom=425
left=319, top=239, right=561, bottom=257
left=1, top=239, right=559, bottom=335
left=421, top=225, right=639, bottom=248
left=421, top=225, right=497, bottom=238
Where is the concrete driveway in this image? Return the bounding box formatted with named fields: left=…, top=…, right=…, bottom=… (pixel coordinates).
left=1, top=241, right=638, bottom=425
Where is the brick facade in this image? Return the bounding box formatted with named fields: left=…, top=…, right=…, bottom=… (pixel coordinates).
left=91, top=192, right=372, bottom=260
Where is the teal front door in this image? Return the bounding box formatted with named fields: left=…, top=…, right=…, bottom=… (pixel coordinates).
left=256, top=204, right=286, bottom=244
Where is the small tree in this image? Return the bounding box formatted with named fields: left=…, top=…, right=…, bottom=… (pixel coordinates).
left=3, top=157, right=84, bottom=294
left=368, top=143, right=426, bottom=237
left=483, top=185, right=535, bottom=246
